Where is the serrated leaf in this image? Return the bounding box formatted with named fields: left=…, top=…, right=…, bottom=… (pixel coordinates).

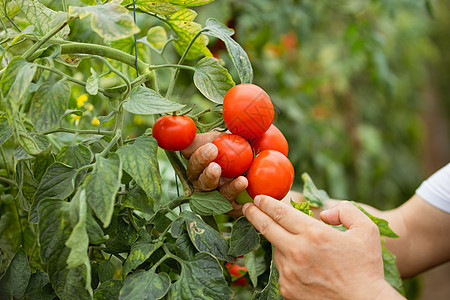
left=30, top=80, right=71, bottom=131
left=169, top=0, right=214, bottom=6
left=33, top=152, right=55, bottom=182
left=290, top=200, right=314, bottom=216
left=251, top=259, right=282, bottom=300
left=302, top=173, right=329, bottom=208
left=24, top=269, right=56, bottom=300
left=146, top=26, right=167, bottom=49
left=121, top=0, right=176, bottom=15
left=228, top=217, right=260, bottom=257
left=0, top=57, right=36, bottom=102
left=181, top=211, right=233, bottom=262
left=194, top=57, right=235, bottom=103
left=174, top=232, right=197, bottom=260
left=69, top=0, right=140, bottom=41
left=166, top=8, right=212, bottom=60
left=104, top=217, right=139, bottom=254
left=15, top=0, right=70, bottom=38
left=170, top=217, right=185, bottom=238
left=84, top=153, right=121, bottom=228
left=167, top=252, right=233, bottom=300
left=86, top=68, right=99, bottom=95
left=117, top=136, right=161, bottom=200
left=123, top=86, right=185, bottom=115
left=0, top=247, right=31, bottom=299
left=382, top=246, right=405, bottom=295
left=352, top=202, right=399, bottom=238
left=123, top=230, right=163, bottom=275
left=122, top=185, right=154, bottom=215
left=0, top=114, right=12, bottom=146
left=204, top=18, right=253, bottom=84
left=38, top=199, right=92, bottom=299
left=189, top=191, right=232, bottom=216
left=120, top=268, right=170, bottom=300
left=98, top=260, right=115, bottom=283
left=56, top=144, right=92, bottom=168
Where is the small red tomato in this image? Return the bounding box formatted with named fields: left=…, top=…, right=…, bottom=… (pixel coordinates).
left=225, top=262, right=248, bottom=286
left=152, top=115, right=196, bottom=151
left=250, top=124, right=289, bottom=156
left=212, top=134, right=253, bottom=178
left=223, top=84, right=274, bottom=140
left=246, top=150, right=294, bottom=200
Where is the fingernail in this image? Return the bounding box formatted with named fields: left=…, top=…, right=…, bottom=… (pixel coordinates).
left=242, top=203, right=251, bottom=215
left=253, top=195, right=261, bottom=207
left=208, top=162, right=221, bottom=176
left=202, top=143, right=217, bottom=159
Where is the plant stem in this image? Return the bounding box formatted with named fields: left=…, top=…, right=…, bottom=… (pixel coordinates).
left=151, top=254, right=170, bottom=271
left=0, top=16, right=8, bottom=35
left=99, top=130, right=122, bottom=157
left=4, top=14, right=20, bottom=32
left=127, top=208, right=140, bottom=232
left=0, top=176, right=17, bottom=187
left=0, top=147, right=11, bottom=177
left=164, top=150, right=193, bottom=196
left=149, top=64, right=196, bottom=72
left=162, top=244, right=184, bottom=264
left=43, top=127, right=114, bottom=136
left=14, top=197, right=25, bottom=247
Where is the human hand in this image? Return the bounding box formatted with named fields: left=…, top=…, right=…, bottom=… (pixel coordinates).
left=242, top=196, right=404, bottom=300
left=181, top=132, right=248, bottom=218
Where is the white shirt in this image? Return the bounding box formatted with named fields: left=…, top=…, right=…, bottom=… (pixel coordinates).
left=416, top=163, right=450, bottom=213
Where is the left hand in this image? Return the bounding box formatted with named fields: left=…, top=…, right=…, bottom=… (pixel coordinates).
left=242, top=196, right=404, bottom=300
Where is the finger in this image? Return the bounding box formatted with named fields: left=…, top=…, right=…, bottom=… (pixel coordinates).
left=181, top=131, right=223, bottom=158
left=197, top=162, right=221, bottom=191
left=320, top=201, right=376, bottom=235
left=186, top=143, right=218, bottom=181
left=253, top=195, right=318, bottom=234
left=323, top=199, right=341, bottom=210
left=219, top=176, right=248, bottom=201
left=242, top=202, right=293, bottom=249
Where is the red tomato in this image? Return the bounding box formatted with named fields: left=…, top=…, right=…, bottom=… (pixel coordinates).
left=225, top=262, right=248, bottom=286
left=246, top=150, right=294, bottom=200
left=212, top=134, right=253, bottom=178
left=152, top=115, right=196, bottom=151
left=223, top=84, right=274, bottom=140
left=250, top=124, right=289, bottom=156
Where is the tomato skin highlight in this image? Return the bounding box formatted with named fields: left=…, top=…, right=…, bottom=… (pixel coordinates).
left=212, top=134, right=253, bottom=178
left=250, top=124, right=289, bottom=156
left=152, top=115, right=197, bottom=151
left=246, top=150, right=295, bottom=200
left=223, top=84, right=274, bottom=140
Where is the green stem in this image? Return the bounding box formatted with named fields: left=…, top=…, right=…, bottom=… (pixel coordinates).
left=43, top=127, right=114, bottom=136
left=22, top=17, right=75, bottom=60
left=162, top=244, right=184, bottom=264
left=164, top=150, right=193, bottom=196
left=0, top=16, right=8, bottom=35
left=14, top=197, right=25, bottom=247
left=0, top=147, right=11, bottom=178
left=151, top=254, right=170, bottom=271
left=99, top=130, right=122, bottom=157
left=127, top=208, right=140, bottom=232
left=149, top=64, right=196, bottom=72
left=0, top=176, right=17, bottom=187
left=34, top=64, right=115, bottom=98
left=62, top=0, right=67, bottom=12
left=4, top=14, right=20, bottom=32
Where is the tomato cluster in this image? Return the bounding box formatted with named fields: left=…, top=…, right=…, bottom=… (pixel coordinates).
left=215, top=84, right=295, bottom=203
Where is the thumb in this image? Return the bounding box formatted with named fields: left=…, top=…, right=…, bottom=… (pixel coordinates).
left=320, top=201, right=376, bottom=234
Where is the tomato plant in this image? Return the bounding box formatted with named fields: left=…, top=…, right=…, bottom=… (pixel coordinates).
left=212, top=134, right=253, bottom=178
left=226, top=262, right=248, bottom=286
left=246, top=150, right=295, bottom=200
left=250, top=124, right=289, bottom=156
left=223, top=84, right=274, bottom=140
left=153, top=115, right=196, bottom=151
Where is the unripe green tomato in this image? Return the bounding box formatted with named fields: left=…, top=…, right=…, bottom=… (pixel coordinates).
left=235, top=190, right=253, bottom=205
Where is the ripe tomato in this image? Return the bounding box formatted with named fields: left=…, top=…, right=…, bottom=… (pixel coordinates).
left=225, top=262, right=248, bottom=286
left=223, top=84, right=274, bottom=140
left=212, top=134, right=253, bottom=178
left=250, top=124, right=289, bottom=156
left=152, top=115, right=196, bottom=151
left=246, top=150, right=294, bottom=200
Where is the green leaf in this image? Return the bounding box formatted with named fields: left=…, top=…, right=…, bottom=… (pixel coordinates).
left=94, top=280, right=123, bottom=300
left=174, top=232, right=197, bottom=260
left=252, top=259, right=282, bottom=300
left=351, top=202, right=399, bottom=238
left=0, top=114, right=12, bottom=146
left=120, top=268, right=170, bottom=300
left=30, top=162, right=77, bottom=223
left=228, top=217, right=260, bottom=257
left=170, top=218, right=185, bottom=238
left=117, top=136, right=161, bottom=200
left=123, top=86, right=185, bottom=115
left=69, top=0, right=140, bottom=41
left=86, top=68, right=100, bottom=95
left=122, top=185, right=154, bottom=215
left=290, top=200, right=314, bottom=217
left=121, top=0, right=176, bottom=15
left=16, top=160, right=38, bottom=210
left=104, top=217, right=139, bottom=254
left=244, top=251, right=258, bottom=287
left=80, top=0, right=97, bottom=5
left=169, top=0, right=214, bottom=6
left=193, top=57, right=235, bottom=103
left=123, top=230, right=163, bottom=275
left=38, top=199, right=92, bottom=299
left=203, top=18, right=253, bottom=84
left=0, top=247, right=31, bottom=299
left=189, top=191, right=232, bottom=216
left=302, top=173, right=329, bottom=208
left=15, top=0, right=70, bottom=38
left=24, top=269, right=56, bottom=300
left=56, top=144, right=93, bottom=169
left=166, top=8, right=212, bottom=60
left=98, top=260, right=115, bottom=283
left=146, top=26, right=167, bottom=50
left=382, top=246, right=405, bottom=295
left=167, top=252, right=233, bottom=300
left=84, top=153, right=122, bottom=228
left=33, top=152, right=55, bottom=182
left=181, top=211, right=233, bottom=262
left=0, top=57, right=36, bottom=102
left=30, top=80, right=71, bottom=131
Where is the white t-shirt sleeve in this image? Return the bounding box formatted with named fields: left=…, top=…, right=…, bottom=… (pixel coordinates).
left=416, top=163, right=450, bottom=213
